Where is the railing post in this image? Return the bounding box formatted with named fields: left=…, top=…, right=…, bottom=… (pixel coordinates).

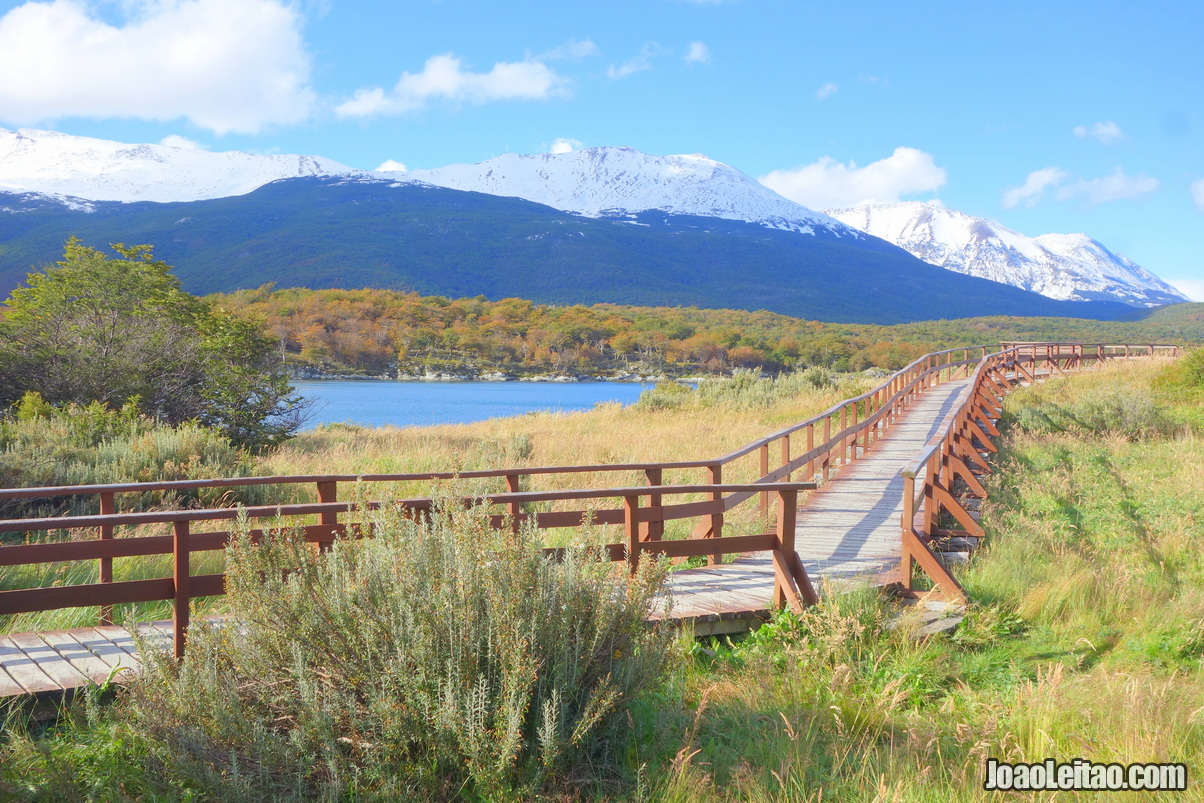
left=922, top=458, right=938, bottom=538
left=780, top=434, right=791, bottom=482
left=839, top=405, right=849, bottom=465
left=624, top=494, right=641, bottom=574
left=172, top=520, right=191, bottom=659
left=822, top=416, right=832, bottom=481
left=504, top=473, right=522, bottom=533
left=706, top=463, right=723, bottom=564
left=900, top=475, right=915, bottom=592
left=805, top=425, right=815, bottom=482
left=316, top=480, right=339, bottom=549
left=850, top=400, right=860, bottom=460
left=99, top=491, right=115, bottom=626
left=644, top=467, right=663, bottom=541
left=759, top=443, right=770, bottom=516
left=772, top=487, right=802, bottom=609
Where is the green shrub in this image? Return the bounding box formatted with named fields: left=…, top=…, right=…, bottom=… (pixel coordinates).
left=635, top=367, right=864, bottom=412
left=633, top=379, right=694, bottom=410
left=0, top=392, right=259, bottom=519
left=1009, top=387, right=1173, bottom=440
left=123, top=499, right=673, bottom=800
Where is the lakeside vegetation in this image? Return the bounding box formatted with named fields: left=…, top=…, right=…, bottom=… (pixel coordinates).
left=3, top=353, right=1202, bottom=799
left=213, top=285, right=1204, bottom=378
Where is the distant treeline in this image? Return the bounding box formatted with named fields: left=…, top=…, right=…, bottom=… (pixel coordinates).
left=212, top=285, right=1204, bottom=377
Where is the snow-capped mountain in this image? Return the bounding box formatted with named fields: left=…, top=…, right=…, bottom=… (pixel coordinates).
left=395, top=147, right=851, bottom=236
left=0, top=127, right=1185, bottom=308
left=825, top=202, right=1186, bottom=307
left=0, top=127, right=350, bottom=203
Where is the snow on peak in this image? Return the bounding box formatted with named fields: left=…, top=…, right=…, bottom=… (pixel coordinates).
left=0, top=127, right=351, bottom=203
left=399, top=146, right=850, bottom=235
left=824, top=201, right=1186, bottom=308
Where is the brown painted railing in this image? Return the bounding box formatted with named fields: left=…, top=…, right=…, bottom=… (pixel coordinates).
left=897, top=342, right=1181, bottom=602
left=0, top=483, right=817, bottom=657
left=0, top=340, right=1181, bottom=655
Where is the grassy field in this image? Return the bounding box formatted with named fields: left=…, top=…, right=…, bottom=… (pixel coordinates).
left=3, top=356, right=1202, bottom=800
left=629, top=357, right=1204, bottom=801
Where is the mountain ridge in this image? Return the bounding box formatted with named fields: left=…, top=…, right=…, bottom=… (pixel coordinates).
left=0, top=127, right=1181, bottom=314
left=0, top=176, right=1137, bottom=325
left=824, top=201, right=1185, bottom=308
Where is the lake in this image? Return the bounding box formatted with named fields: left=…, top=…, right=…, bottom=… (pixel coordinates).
left=294, top=380, right=654, bottom=429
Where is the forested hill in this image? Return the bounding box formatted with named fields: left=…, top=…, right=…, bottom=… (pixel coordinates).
left=213, top=286, right=1204, bottom=378
left=0, top=176, right=1135, bottom=324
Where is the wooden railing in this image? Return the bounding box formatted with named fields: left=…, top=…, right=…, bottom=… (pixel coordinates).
left=0, top=340, right=1181, bottom=655
left=897, top=342, right=1180, bottom=602
left=0, top=483, right=817, bottom=657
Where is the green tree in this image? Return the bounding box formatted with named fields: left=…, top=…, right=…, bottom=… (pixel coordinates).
left=0, top=239, right=307, bottom=449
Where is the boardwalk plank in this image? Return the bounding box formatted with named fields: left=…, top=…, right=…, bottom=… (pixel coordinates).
left=1, top=638, right=62, bottom=695
left=37, top=630, right=117, bottom=687
left=6, top=632, right=90, bottom=692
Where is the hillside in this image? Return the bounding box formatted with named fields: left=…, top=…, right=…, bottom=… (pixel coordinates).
left=209, top=286, right=1204, bottom=378
left=0, top=177, right=1136, bottom=325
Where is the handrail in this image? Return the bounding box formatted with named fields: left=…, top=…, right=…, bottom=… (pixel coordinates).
left=890, top=340, right=1181, bottom=602
left=2, top=482, right=819, bottom=657
left=0, top=340, right=1182, bottom=656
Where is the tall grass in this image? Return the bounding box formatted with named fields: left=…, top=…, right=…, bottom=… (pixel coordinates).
left=626, top=357, right=1204, bottom=800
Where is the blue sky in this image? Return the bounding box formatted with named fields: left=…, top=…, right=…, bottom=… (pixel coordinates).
left=1, top=0, right=1201, bottom=299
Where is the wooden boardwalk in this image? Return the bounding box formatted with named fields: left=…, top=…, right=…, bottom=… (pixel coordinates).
left=1, top=377, right=979, bottom=695
left=654, top=377, right=974, bottom=633
left=0, top=622, right=179, bottom=699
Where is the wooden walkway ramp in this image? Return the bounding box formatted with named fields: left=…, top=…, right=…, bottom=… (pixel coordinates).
left=4, top=343, right=1175, bottom=698
left=1, top=378, right=976, bottom=694
left=654, top=377, right=974, bottom=633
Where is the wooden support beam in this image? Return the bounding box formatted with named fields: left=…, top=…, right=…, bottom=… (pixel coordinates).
left=902, top=527, right=967, bottom=603
left=932, top=481, right=985, bottom=537
left=967, top=418, right=998, bottom=454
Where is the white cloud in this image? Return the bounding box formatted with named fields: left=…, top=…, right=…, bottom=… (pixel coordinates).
left=1003, top=166, right=1159, bottom=208
left=816, top=82, right=838, bottom=100
left=549, top=137, right=582, bottom=154
left=160, top=134, right=203, bottom=150
left=0, top=0, right=314, bottom=135
left=1002, top=167, right=1068, bottom=208
left=1191, top=179, right=1204, bottom=213
left=336, top=53, right=566, bottom=118
left=539, top=39, right=597, bottom=61
left=1167, top=278, right=1204, bottom=302
left=607, top=43, right=663, bottom=79
left=376, top=159, right=407, bottom=172
left=684, top=41, right=711, bottom=65
left=758, top=147, right=947, bottom=209
left=1073, top=121, right=1125, bottom=144
left=1057, top=168, right=1159, bottom=205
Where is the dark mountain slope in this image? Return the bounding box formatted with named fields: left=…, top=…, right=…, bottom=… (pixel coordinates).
left=0, top=177, right=1134, bottom=324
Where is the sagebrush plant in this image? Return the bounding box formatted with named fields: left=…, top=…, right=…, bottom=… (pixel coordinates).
left=123, top=493, right=674, bottom=800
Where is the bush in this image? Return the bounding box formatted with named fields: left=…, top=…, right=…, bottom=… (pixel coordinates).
left=123, top=499, right=673, bottom=800
left=1009, top=387, right=1174, bottom=440
left=635, top=367, right=861, bottom=413
left=0, top=239, right=308, bottom=450
left=0, top=392, right=260, bottom=520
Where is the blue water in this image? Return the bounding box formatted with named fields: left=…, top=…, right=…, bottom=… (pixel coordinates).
left=294, top=380, right=653, bottom=429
